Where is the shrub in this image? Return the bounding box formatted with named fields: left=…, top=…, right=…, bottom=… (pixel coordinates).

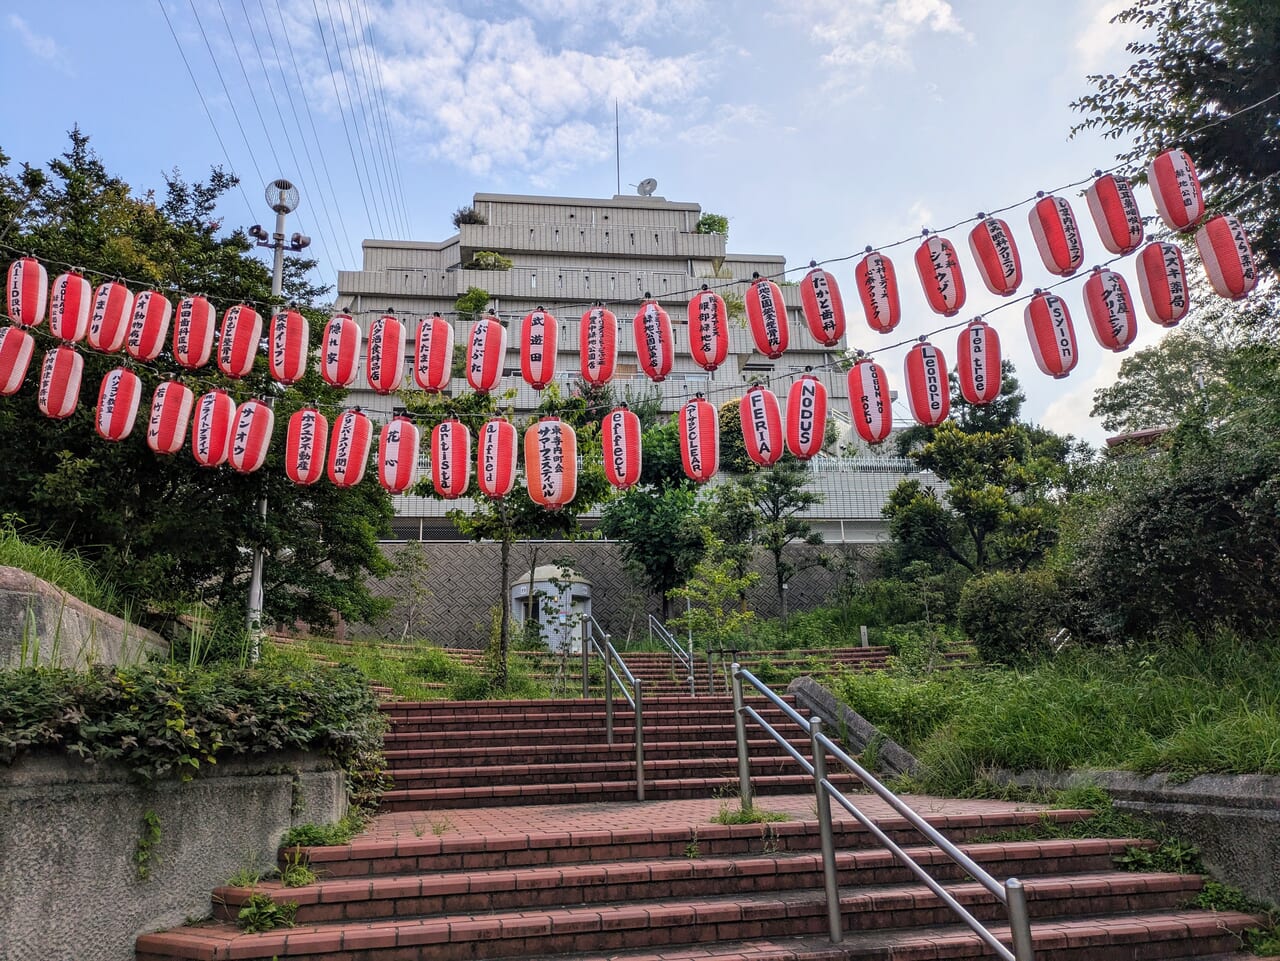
left=957, top=569, right=1063, bottom=664
left=452, top=205, right=486, bottom=227
left=463, top=250, right=513, bottom=270
left=695, top=213, right=728, bottom=236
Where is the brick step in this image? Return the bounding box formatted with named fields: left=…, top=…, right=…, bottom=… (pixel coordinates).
left=384, top=706, right=793, bottom=734
left=382, top=738, right=813, bottom=767
left=383, top=722, right=774, bottom=748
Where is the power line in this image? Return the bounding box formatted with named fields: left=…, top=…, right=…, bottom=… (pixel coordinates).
left=353, top=0, right=414, bottom=237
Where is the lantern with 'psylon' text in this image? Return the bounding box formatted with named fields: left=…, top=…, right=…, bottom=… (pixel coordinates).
left=269, top=309, right=309, bottom=386
left=146, top=381, right=194, bottom=455
left=1029, top=194, right=1085, bottom=277
left=0, top=326, right=35, bottom=396
left=634, top=300, right=674, bottom=382
left=1082, top=268, right=1138, bottom=352
left=1085, top=173, right=1144, bottom=255
left=787, top=375, right=828, bottom=460
left=847, top=359, right=892, bottom=445
left=678, top=397, right=719, bottom=484
left=95, top=367, right=143, bottom=442
left=432, top=419, right=471, bottom=499
left=87, top=281, right=133, bottom=353
left=216, top=305, right=261, bottom=378
left=1196, top=214, right=1259, bottom=301
left=956, top=320, right=1001, bottom=406
left=327, top=410, right=373, bottom=488
left=521, top=307, right=558, bottom=389
left=191, top=389, right=235, bottom=467
left=603, top=407, right=641, bottom=489
left=914, top=235, right=966, bottom=316
left=228, top=400, right=275, bottom=474
left=525, top=417, right=578, bottom=509
left=366, top=313, right=406, bottom=394
left=126, top=291, right=172, bottom=362
left=688, top=289, right=728, bottom=372
left=50, top=271, right=92, bottom=343
left=321, top=314, right=361, bottom=387
left=740, top=385, right=783, bottom=468
left=466, top=312, right=507, bottom=393
left=855, top=250, right=901, bottom=334
left=579, top=306, right=617, bottom=385
left=1149, top=148, right=1205, bottom=232
left=1136, top=242, right=1190, bottom=327
left=968, top=217, right=1022, bottom=297
left=414, top=313, right=453, bottom=392
left=800, top=267, right=846, bottom=347
left=746, top=276, right=789, bottom=357
left=173, top=295, right=216, bottom=370
left=38, top=347, right=83, bottom=419
left=7, top=257, right=47, bottom=328
left=477, top=417, right=518, bottom=499
left=378, top=417, right=420, bottom=495
left=904, top=342, right=950, bottom=427
left=1024, top=290, right=1079, bottom=379
left=285, top=408, right=328, bottom=485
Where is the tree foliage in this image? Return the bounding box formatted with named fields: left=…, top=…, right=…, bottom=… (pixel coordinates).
left=1090, top=328, right=1231, bottom=434
left=893, top=360, right=1027, bottom=456
left=667, top=534, right=758, bottom=652
left=695, top=213, right=728, bottom=236
left=743, top=457, right=826, bottom=607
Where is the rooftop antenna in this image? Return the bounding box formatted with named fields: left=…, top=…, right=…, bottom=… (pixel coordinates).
left=615, top=99, right=621, bottom=196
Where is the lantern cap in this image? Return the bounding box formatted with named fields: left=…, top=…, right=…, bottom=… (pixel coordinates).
left=864, top=245, right=874, bottom=254
left=917, top=335, right=928, bottom=344
left=1036, top=190, right=1046, bottom=199
left=808, top=260, right=817, bottom=268
left=433, top=310, right=441, bottom=317
left=920, top=228, right=930, bottom=237
left=751, top=271, right=760, bottom=280
left=976, top=211, right=986, bottom=219
left=1093, top=169, right=1104, bottom=178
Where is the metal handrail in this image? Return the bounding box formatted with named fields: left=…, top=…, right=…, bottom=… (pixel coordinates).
left=648, top=614, right=695, bottom=694
left=582, top=618, right=645, bottom=801
left=730, top=664, right=1034, bottom=961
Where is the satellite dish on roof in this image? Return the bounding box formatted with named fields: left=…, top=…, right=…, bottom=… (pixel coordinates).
left=636, top=178, right=658, bottom=197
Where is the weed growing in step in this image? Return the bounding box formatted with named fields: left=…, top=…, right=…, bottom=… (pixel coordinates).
left=280, top=811, right=365, bottom=848
left=279, top=849, right=318, bottom=887
left=1192, top=882, right=1280, bottom=956
left=710, top=804, right=791, bottom=826
left=236, top=893, right=298, bottom=933
left=685, top=828, right=700, bottom=859
left=225, top=866, right=264, bottom=888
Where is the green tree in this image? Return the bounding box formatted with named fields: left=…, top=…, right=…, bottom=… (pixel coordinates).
left=747, top=457, right=827, bottom=609
left=717, top=398, right=758, bottom=475
left=695, top=212, right=728, bottom=236
left=706, top=481, right=759, bottom=612
left=454, top=286, right=490, bottom=320
left=601, top=482, right=706, bottom=620
left=894, top=360, right=1026, bottom=456
left=1091, top=328, right=1232, bottom=435
left=667, top=534, right=758, bottom=653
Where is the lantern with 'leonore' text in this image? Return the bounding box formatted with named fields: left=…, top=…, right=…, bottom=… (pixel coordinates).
left=579, top=306, right=617, bottom=385
left=634, top=300, right=674, bottom=382
left=740, top=385, right=783, bottom=468
left=466, top=313, right=506, bottom=393
left=147, top=381, right=194, bottom=455
left=217, top=305, right=261, bottom=378
left=478, top=417, right=518, bottom=499
left=0, top=326, right=35, bottom=396
left=956, top=319, right=1002, bottom=406
left=525, top=417, right=577, bottom=509
left=50, top=271, right=92, bottom=343
left=87, top=281, right=133, bottom=353
left=847, top=359, right=892, bottom=445
left=95, top=367, right=143, bottom=442
left=1196, top=214, right=1259, bottom=301
left=321, top=314, right=361, bottom=387
left=1082, top=268, right=1138, bottom=352
left=855, top=251, right=901, bottom=334
left=366, top=313, right=406, bottom=394
left=914, top=236, right=966, bottom=316
left=521, top=307, right=558, bottom=389
left=1149, top=148, right=1205, bottom=232
left=414, top=313, right=453, bottom=392
left=39, top=347, right=83, bottom=419
left=800, top=267, right=846, bottom=347
left=1029, top=194, right=1084, bottom=276
left=191, top=389, right=235, bottom=467
left=688, top=289, right=728, bottom=371
left=7, top=257, right=47, bottom=328
left=1025, top=290, right=1079, bottom=379
left=126, top=291, right=172, bottom=362
left=746, top=277, right=789, bottom=357
left=378, top=417, right=420, bottom=495
left=228, top=400, right=275, bottom=474
left=678, top=397, right=719, bottom=484
left=173, top=296, right=216, bottom=370
left=603, top=407, right=641, bottom=489
left=432, top=419, right=471, bottom=499
left=286, top=408, right=328, bottom=485
left=968, top=217, right=1022, bottom=297
left=1085, top=173, right=1144, bottom=255
left=787, top=375, right=828, bottom=460
left=269, top=309, right=310, bottom=385
left=1136, top=242, right=1190, bottom=327
left=904, top=342, right=950, bottom=427
left=328, top=410, right=373, bottom=488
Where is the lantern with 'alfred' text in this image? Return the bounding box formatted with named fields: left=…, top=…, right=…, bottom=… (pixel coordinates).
left=477, top=417, right=518, bottom=499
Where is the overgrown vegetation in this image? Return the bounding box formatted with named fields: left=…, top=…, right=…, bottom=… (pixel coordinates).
left=0, top=521, right=127, bottom=617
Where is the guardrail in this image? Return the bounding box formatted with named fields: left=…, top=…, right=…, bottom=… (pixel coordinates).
left=584, top=614, right=645, bottom=801
left=730, top=663, right=1034, bottom=960
left=648, top=614, right=695, bottom=695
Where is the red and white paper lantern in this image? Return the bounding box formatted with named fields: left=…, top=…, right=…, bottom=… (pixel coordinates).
left=968, top=217, right=1022, bottom=297
left=95, top=367, right=143, bottom=442
left=228, top=399, right=275, bottom=474
left=466, top=313, right=507, bottom=393
left=414, top=313, right=454, bottom=392
left=7, top=257, right=48, bottom=328
left=786, top=375, right=828, bottom=460
left=525, top=417, right=578, bottom=509
left=914, top=236, right=966, bottom=316
left=847, top=359, right=893, bottom=446
left=38, top=347, right=83, bottom=419
left=855, top=251, right=901, bottom=334
left=634, top=300, right=674, bottom=382
left=800, top=267, right=846, bottom=347
left=904, top=342, right=950, bottom=427
left=378, top=417, right=420, bottom=495
left=146, top=380, right=194, bottom=455
left=956, top=320, right=1002, bottom=406
left=173, top=295, right=217, bottom=370
left=321, top=314, right=361, bottom=387
left=126, top=291, right=172, bottom=362
left=1196, top=214, right=1259, bottom=301
left=688, top=289, right=729, bottom=372
left=191, top=389, right=236, bottom=467
left=477, top=417, right=518, bottom=499
left=0, top=326, right=35, bottom=396
left=520, top=307, right=558, bottom=389
left=431, top=419, right=471, bottom=499
left=1029, top=195, right=1085, bottom=277
left=1149, top=148, right=1205, bottom=232
left=579, top=306, right=617, bottom=385
left=268, top=309, right=310, bottom=386
left=285, top=408, right=328, bottom=485
left=1085, top=173, right=1144, bottom=255
left=746, top=277, right=789, bottom=358
left=602, top=407, right=642, bottom=489
left=87, top=281, right=134, bottom=353
left=678, top=397, right=719, bottom=484
left=740, top=385, right=783, bottom=468
left=1024, top=290, right=1079, bottom=379
left=50, top=271, right=92, bottom=343
left=366, top=313, right=406, bottom=394
left=1136, top=242, right=1191, bottom=327
left=327, top=410, right=373, bottom=488
left=1082, top=268, right=1138, bottom=352
left=216, top=305, right=261, bottom=379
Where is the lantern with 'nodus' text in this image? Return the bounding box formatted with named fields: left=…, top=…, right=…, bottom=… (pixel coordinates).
left=786, top=375, right=828, bottom=460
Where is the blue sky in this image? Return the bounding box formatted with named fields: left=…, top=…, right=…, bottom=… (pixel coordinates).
left=1, top=0, right=1157, bottom=444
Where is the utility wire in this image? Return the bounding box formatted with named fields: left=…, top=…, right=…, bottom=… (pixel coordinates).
left=353, top=0, right=413, bottom=237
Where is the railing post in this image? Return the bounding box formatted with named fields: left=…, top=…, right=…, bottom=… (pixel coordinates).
left=706, top=651, right=715, bottom=696
left=634, top=677, right=645, bottom=801
left=810, top=717, right=843, bottom=943
left=1005, top=878, right=1035, bottom=961
left=730, top=664, right=753, bottom=811
left=604, top=647, right=614, bottom=747
left=582, top=630, right=591, bottom=698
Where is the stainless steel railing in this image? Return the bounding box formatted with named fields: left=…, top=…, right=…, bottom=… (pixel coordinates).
left=648, top=614, right=695, bottom=695
left=730, top=664, right=1034, bottom=961
left=583, top=615, right=645, bottom=801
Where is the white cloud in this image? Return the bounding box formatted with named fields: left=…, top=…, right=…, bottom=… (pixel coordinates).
left=8, top=14, right=65, bottom=65
left=1072, top=0, right=1144, bottom=76
left=785, top=0, right=970, bottom=75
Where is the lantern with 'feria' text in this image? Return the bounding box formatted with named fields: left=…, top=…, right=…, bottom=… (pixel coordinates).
left=740, top=384, right=783, bottom=468
left=286, top=408, right=328, bottom=485
left=50, top=271, right=92, bottom=343
left=7, top=257, right=47, bottom=328
left=0, top=326, right=35, bottom=396
left=786, top=375, right=828, bottom=460
left=432, top=419, right=471, bottom=499
left=1082, top=268, right=1138, bottom=352
left=327, top=410, right=373, bottom=488
left=477, top=417, right=518, bottom=499
left=1136, top=242, right=1190, bottom=327
left=466, top=313, right=507, bottom=393
left=956, top=319, right=1001, bottom=406
left=746, top=276, right=789, bottom=357
left=521, top=307, right=558, bottom=389
left=95, top=367, right=143, bottom=442
left=634, top=300, right=674, bottom=382
left=579, top=306, right=617, bottom=385
left=800, top=267, right=846, bottom=347
left=1086, top=173, right=1144, bottom=255
left=1029, top=194, right=1085, bottom=276
left=1024, top=290, right=1079, bottom=379
left=147, top=380, right=194, bottom=455
left=847, top=359, right=892, bottom=445
left=216, top=304, right=261, bottom=378
left=855, top=251, right=900, bottom=333
left=378, top=417, right=420, bottom=495
left=904, top=342, right=950, bottom=427
left=525, top=417, right=578, bottom=509
left=228, top=400, right=275, bottom=474
left=414, top=313, right=453, bottom=392
left=688, top=289, right=728, bottom=371
left=603, top=407, right=641, bottom=489
left=173, top=295, right=216, bottom=370
left=191, top=389, right=235, bottom=467
left=914, top=236, right=966, bottom=316
left=269, top=309, right=310, bottom=385
left=1149, top=148, right=1205, bottom=232
left=38, top=347, right=83, bottom=419
left=968, top=217, right=1022, bottom=297
left=1196, top=214, right=1259, bottom=301
left=678, top=397, right=719, bottom=484
left=126, top=291, right=172, bottom=362
left=87, top=281, right=133, bottom=353
left=366, top=313, right=406, bottom=394
left=321, top=314, right=361, bottom=387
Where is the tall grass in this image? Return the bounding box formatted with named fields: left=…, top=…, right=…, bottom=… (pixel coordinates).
left=0, top=523, right=125, bottom=616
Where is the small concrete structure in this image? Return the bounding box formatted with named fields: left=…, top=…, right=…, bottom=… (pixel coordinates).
left=511, top=564, right=592, bottom=655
